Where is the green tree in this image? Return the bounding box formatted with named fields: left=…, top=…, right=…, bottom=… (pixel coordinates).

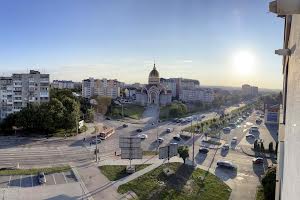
left=262, top=167, right=276, bottom=200
left=85, top=108, right=95, bottom=123
left=178, top=146, right=189, bottom=164
left=62, top=97, right=81, bottom=131
left=94, top=96, right=112, bottom=115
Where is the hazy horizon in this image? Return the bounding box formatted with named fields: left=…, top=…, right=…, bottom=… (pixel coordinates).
left=0, top=0, right=284, bottom=89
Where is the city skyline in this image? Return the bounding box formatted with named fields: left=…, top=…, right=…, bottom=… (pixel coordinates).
left=0, top=0, right=283, bottom=89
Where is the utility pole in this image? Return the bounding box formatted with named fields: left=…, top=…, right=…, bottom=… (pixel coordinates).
left=76, top=115, right=79, bottom=135
left=122, top=103, right=124, bottom=118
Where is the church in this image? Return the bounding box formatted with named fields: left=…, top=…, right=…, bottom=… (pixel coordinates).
left=135, top=64, right=172, bottom=106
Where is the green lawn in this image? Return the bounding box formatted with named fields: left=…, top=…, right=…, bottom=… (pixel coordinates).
left=111, top=105, right=145, bottom=120
left=118, top=162, right=231, bottom=200
left=0, top=165, right=71, bottom=175
left=99, top=164, right=150, bottom=181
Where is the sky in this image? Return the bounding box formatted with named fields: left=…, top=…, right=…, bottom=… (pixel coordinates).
left=0, top=0, right=284, bottom=89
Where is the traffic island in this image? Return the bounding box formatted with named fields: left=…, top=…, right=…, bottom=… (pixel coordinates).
left=98, top=164, right=150, bottom=181
left=117, top=162, right=231, bottom=200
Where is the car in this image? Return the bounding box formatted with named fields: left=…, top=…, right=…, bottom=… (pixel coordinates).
left=250, top=126, right=259, bottom=133
left=38, top=172, right=46, bottom=184
left=231, top=137, right=237, bottom=143
left=123, top=124, right=128, bottom=128
left=199, top=148, right=209, bottom=154
left=166, top=128, right=172, bottom=133
left=260, top=114, right=264, bottom=118
left=246, top=134, right=255, bottom=139
left=176, top=119, right=182, bottom=123
left=222, top=144, right=230, bottom=150
left=217, top=160, right=237, bottom=169
left=91, top=138, right=101, bottom=144
left=229, top=123, right=236, bottom=128
left=138, top=134, right=148, bottom=139
left=157, top=137, right=164, bottom=143
left=186, top=117, right=193, bottom=122
left=252, top=157, right=263, bottom=164
left=173, top=134, right=181, bottom=141
left=172, top=118, right=178, bottom=122
left=256, top=118, right=262, bottom=124
left=136, top=128, right=143, bottom=132
left=242, top=115, right=247, bottom=119
left=105, top=117, right=111, bottom=120
left=201, top=115, right=205, bottom=119
left=223, top=127, right=231, bottom=132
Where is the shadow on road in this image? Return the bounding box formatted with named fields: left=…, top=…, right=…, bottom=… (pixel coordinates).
left=214, top=167, right=237, bottom=181
left=195, top=152, right=207, bottom=164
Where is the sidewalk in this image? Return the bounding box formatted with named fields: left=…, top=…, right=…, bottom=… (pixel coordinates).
left=75, top=161, right=121, bottom=200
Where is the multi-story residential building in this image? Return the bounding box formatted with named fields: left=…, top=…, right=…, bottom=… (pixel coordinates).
left=173, top=78, right=200, bottom=98
left=179, top=88, right=214, bottom=103
left=160, top=78, right=177, bottom=97
left=269, top=1, right=300, bottom=199
left=242, top=84, right=258, bottom=96
left=82, top=78, right=120, bottom=99
left=52, top=80, right=75, bottom=89
left=0, top=70, right=50, bottom=120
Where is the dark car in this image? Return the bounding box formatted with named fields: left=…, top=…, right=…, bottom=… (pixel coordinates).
left=252, top=157, right=263, bottom=164
left=217, top=160, right=237, bottom=169
left=199, top=148, right=209, bottom=154
left=136, top=128, right=143, bottom=132
left=123, top=124, right=128, bottom=128
left=105, top=117, right=111, bottom=120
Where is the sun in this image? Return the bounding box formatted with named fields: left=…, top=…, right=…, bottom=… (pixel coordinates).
left=233, top=51, right=255, bottom=75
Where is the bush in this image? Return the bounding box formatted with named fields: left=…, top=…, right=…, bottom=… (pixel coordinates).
left=178, top=146, right=189, bottom=164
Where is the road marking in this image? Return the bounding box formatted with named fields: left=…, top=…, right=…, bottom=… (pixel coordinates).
left=52, top=174, right=56, bottom=185
left=62, top=172, right=68, bottom=183
left=31, top=174, right=33, bottom=187
left=19, top=175, right=22, bottom=187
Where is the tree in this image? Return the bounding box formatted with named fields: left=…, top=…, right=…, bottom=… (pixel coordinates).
left=85, top=108, right=95, bottom=123
left=94, top=96, right=112, bottom=115
left=269, top=142, right=274, bottom=153
left=178, top=146, right=189, bottom=164
left=62, top=97, right=81, bottom=131
left=262, top=167, right=276, bottom=200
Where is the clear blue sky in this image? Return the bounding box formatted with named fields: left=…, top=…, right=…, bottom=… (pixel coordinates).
left=0, top=0, right=283, bottom=89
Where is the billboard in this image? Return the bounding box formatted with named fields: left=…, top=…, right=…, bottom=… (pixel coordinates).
left=121, top=148, right=143, bottom=159
left=159, top=143, right=178, bottom=159
left=119, top=136, right=141, bottom=148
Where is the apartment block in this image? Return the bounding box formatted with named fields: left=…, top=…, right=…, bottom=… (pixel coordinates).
left=0, top=70, right=50, bottom=120
left=82, top=78, right=120, bottom=99
left=179, top=88, right=214, bottom=103
left=242, top=84, right=258, bottom=96
left=52, top=80, right=75, bottom=89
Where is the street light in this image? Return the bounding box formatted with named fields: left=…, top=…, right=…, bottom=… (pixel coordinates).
left=90, top=100, right=99, bottom=163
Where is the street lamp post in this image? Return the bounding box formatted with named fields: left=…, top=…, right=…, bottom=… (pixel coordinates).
left=191, top=120, right=195, bottom=167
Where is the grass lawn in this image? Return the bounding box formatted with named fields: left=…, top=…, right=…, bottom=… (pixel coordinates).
left=0, top=165, right=71, bottom=175
left=99, top=164, right=150, bottom=181
left=111, top=104, right=145, bottom=120
left=118, top=162, right=231, bottom=200
left=256, top=186, right=265, bottom=200
left=143, top=151, right=158, bottom=156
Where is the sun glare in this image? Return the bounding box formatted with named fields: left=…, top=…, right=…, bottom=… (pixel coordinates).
left=233, top=51, right=255, bottom=75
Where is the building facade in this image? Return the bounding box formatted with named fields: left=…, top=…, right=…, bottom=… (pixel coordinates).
left=135, top=64, right=172, bottom=106
left=52, top=80, right=75, bottom=89
left=0, top=70, right=50, bottom=120
left=82, top=78, right=120, bottom=99
left=179, top=88, right=214, bottom=103
left=242, top=84, right=258, bottom=96
left=269, top=1, right=300, bottom=199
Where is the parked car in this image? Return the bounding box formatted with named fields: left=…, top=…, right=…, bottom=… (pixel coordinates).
left=250, top=126, right=259, bottom=133
left=105, top=117, right=111, bottom=120
left=123, top=124, right=128, bottom=128
left=217, top=160, right=237, bottom=169
left=231, top=137, right=237, bottom=143
left=176, top=119, right=182, bottom=123
left=166, top=128, right=172, bottom=133
left=252, top=157, right=263, bottom=164
left=223, top=127, right=231, bottom=132
left=173, top=134, right=181, bottom=141
left=246, top=134, right=255, bottom=139
left=199, top=148, right=209, bottom=154
left=136, top=128, right=143, bottom=132
left=38, top=172, right=46, bottom=184
left=91, top=138, right=101, bottom=144
left=222, top=144, right=230, bottom=150
left=256, top=118, right=262, bottom=124
left=229, top=123, right=236, bottom=128
left=172, top=118, right=178, bottom=123
left=157, top=137, right=164, bottom=143
left=138, top=134, right=148, bottom=139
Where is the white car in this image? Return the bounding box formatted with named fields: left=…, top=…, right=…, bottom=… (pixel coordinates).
left=138, top=134, right=148, bottom=139
left=166, top=128, right=172, bottom=133
left=231, top=137, right=237, bottom=143
left=217, top=160, right=237, bottom=169
left=157, top=137, right=164, bottom=143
